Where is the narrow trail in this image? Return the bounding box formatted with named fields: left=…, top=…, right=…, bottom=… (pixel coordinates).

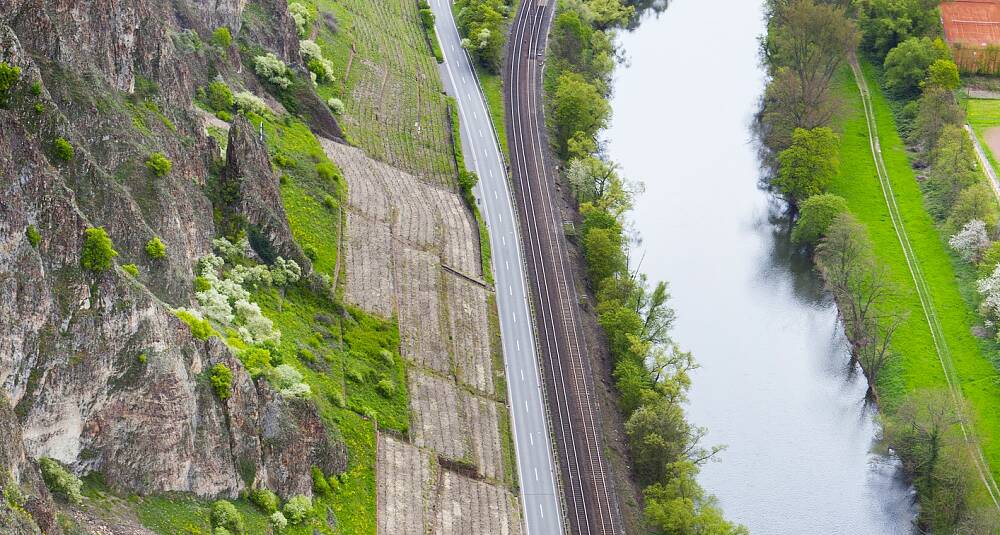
left=964, top=124, right=1000, bottom=202
left=849, top=58, right=1000, bottom=511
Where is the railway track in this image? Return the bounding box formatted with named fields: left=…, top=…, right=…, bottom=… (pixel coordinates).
left=505, top=1, right=624, bottom=533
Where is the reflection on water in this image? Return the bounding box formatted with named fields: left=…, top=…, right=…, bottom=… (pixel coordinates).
left=605, top=0, right=917, bottom=532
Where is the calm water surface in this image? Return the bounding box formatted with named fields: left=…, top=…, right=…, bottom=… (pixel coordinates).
left=605, top=0, right=917, bottom=532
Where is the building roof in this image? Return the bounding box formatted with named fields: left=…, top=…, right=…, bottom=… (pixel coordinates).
left=942, top=0, right=1000, bottom=46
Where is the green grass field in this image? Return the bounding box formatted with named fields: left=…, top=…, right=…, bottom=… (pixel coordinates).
left=832, top=63, right=1000, bottom=494
left=967, top=98, right=1000, bottom=173
left=297, top=0, right=457, bottom=187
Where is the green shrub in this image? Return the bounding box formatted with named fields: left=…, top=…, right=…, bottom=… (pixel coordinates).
left=0, top=62, right=21, bottom=105
left=25, top=225, right=40, bottom=248
left=253, top=53, right=292, bottom=90
left=418, top=8, right=434, bottom=30
left=194, top=275, right=211, bottom=292
left=326, top=97, right=345, bottom=115
left=269, top=511, right=288, bottom=531
left=145, top=236, right=167, bottom=259
left=211, top=500, right=244, bottom=534
left=792, top=193, right=849, bottom=246
left=207, top=80, right=234, bottom=112
left=234, top=91, right=270, bottom=117
left=249, top=487, right=280, bottom=513
left=175, top=309, right=215, bottom=340
left=137, top=352, right=147, bottom=364
left=39, top=458, right=82, bottom=505
left=302, top=244, right=318, bottom=261
left=322, top=194, right=337, bottom=210
left=379, top=349, right=395, bottom=365
left=316, top=162, right=338, bottom=182
left=273, top=153, right=294, bottom=168
left=376, top=379, right=396, bottom=397
left=311, top=467, right=331, bottom=497
left=145, top=152, right=172, bottom=177
left=122, top=263, right=139, bottom=277
left=215, top=110, right=232, bottom=122
left=30, top=81, right=40, bottom=96
left=52, top=137, right=74, bottom=162
left=283, top=494, right=312, bottom=524
left=209, top=363, right=234, bottom=400
left=34, top=102, right=43, bottom=114
left=81, top=227, right=118, bottom=273
left=211, top=27, right=232, bottom=49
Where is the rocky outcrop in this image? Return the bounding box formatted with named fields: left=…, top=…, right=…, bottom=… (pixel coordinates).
left=222, top=115, right=311, bottom=271
left=0, top=109, right=342, bottom=499
left=0, top=397, right=59, bottom=535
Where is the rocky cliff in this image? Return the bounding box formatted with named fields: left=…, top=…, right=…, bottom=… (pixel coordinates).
left=0, top=0, right=347, bottom=530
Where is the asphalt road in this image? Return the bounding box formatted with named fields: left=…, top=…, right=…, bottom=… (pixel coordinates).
left=430, top=2, right=565, bottom=533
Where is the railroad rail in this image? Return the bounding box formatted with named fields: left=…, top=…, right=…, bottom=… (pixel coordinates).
left=505, top=2, right=624, bottom=533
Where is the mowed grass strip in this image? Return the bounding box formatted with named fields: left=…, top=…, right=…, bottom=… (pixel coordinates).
left=832, top=63, right=1000, bottom=485
left=967, top=98, right=1000, bottom=173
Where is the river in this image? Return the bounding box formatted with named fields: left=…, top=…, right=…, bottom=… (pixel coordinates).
left=605, top=0, right=917, bottom=532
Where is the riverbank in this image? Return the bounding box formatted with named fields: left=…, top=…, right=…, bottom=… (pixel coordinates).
left=757, top=0, right=1000, bottom=528
left=832, top=58, right=1000, bottom=516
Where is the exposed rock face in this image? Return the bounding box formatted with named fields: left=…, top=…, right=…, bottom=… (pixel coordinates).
left=0, top=397, right=59, bottom=535
left=0, top=110, right=344, bottom=499
left=222, top=115, right=311, bottom=271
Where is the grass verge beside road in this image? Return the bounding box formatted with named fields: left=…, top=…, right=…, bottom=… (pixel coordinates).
left=832, top=62, right=1000, bottom=504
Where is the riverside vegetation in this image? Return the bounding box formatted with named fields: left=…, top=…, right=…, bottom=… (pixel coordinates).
left=762, top=0, right=1000, bottom=531
left=545, top=0, right=745, bottom=532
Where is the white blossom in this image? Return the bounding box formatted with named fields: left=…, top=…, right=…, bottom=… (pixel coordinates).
left=196, top=287, right=234, bottom=324
left=235, top=299, right=278, bottom=344
left=978, top=263, right=1000, bottom=321
left=949, top=219, right=990, bottom=262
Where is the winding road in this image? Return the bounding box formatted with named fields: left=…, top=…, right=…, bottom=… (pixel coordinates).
left=431, top=1, right=564, bottom=533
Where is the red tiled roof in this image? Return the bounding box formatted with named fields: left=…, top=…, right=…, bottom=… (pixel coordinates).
left=942, top=0, right=1000, bottom=46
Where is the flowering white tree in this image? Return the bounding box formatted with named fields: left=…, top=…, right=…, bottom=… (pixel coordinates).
left=234, top=299, right=279, bottom=345
left=949, top=219, right=990, bottom=262
left=271, top=257, right=302, bottom=287
left=196, top=286, right=234, bottom=324
left=978, top=263, right=1000, bottom=324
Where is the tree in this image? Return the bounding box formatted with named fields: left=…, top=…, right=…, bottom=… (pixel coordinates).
left=582, top=226, right=626, bottom=286
left=926, top=125, right=979, bottom=219
left=883, top=37, right=949, bottom=99
left=643, top=461, right=749, bottom=535
left=145, top=152, right=172, bottom=177
left=815, top=214, right=896, bottom=359
left=145, top=236, right=167, bottom=259
left=949, top=220, right=990, bottom=262
left=766, top=0, right=857, bottom=127
left=211, top=500, right=245, bottom=534
left=455, top=0, right=506, bottom=71
left=948, top=183, right=999, bottom=232
left=774, top=127, right=839, bottom=205
left=552, top=72, right=610, bottom=158
left=856, top=308, right=905, bottom=399
left=211, top=27, right=232, bottom=49
left=207, top=79, right=234, bottom=112
left=791, top=193, right=849, bottom=245
left=209, top=363, right=233, bottom=400
left=52, top=137, right=74, bottom=162
left=81, top=227, right=118, bottom=272
left=883, top=389, right=972, bottom=530
left=926, top=59, right=960, bottom=91
left=910, top=86, right=963, bottom=152
left=0, top=61, right=21, bottom=106
left=855, top=0, right=941, bottom=60
left=625, top=396, right=719, bottom=486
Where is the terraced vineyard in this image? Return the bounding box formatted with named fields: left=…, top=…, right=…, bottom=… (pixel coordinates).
left=325, top=139, right=521, bottom=531
left=305, top=0, right=457, bottom=186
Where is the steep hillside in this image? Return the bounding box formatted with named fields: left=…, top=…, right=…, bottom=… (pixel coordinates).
left=0, top=0, right=512, bottom=532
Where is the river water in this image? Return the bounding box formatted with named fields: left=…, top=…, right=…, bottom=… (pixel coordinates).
left=605, top=0, right=917, bottom=532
